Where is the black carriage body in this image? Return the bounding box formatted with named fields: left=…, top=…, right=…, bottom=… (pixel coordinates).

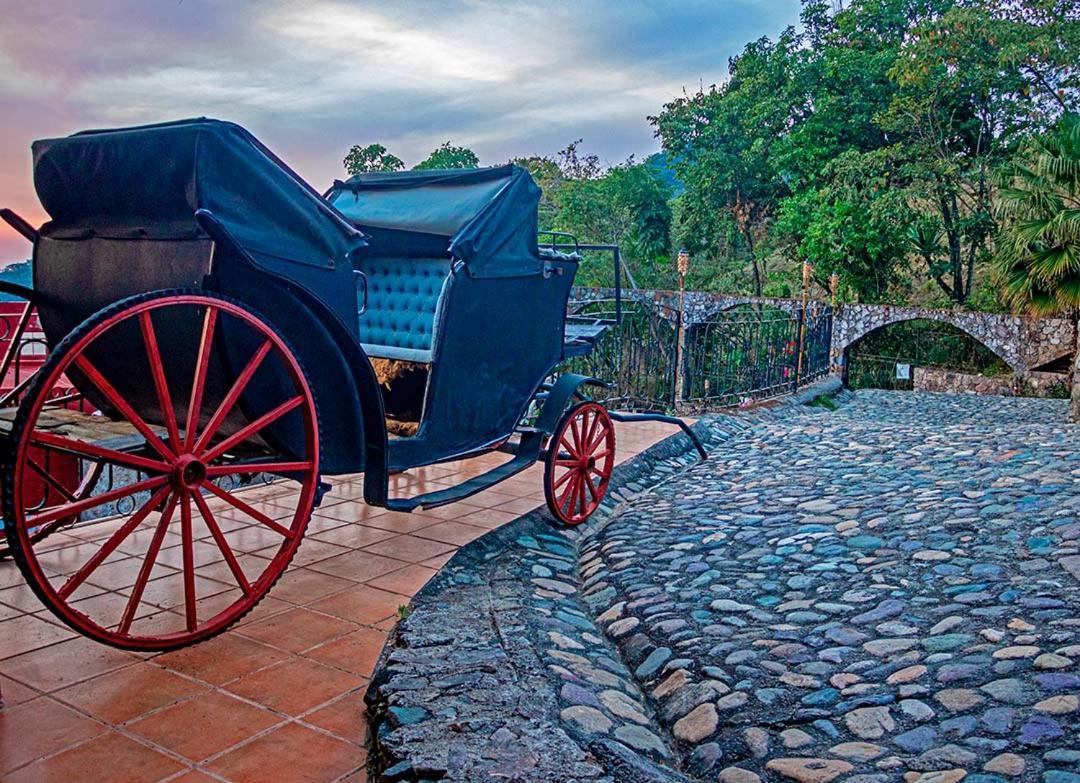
left=325, top=168, right=575, bottom=470
left=27, top=118, right=578, bottom=480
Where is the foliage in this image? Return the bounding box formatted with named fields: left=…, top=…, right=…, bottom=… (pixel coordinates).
left=517, top=142, right=674, bottom=288
left=652, top=0, right=1079, bottom=305
left=343, top=143, right=404, bottom=175
left=808, top=394, right=839, bottom=411
left=334, top=0, right=1079, bottom=311
left=776, top=148, right=913, bottom=301
left=993, top=113, right=1080, bottom=315
left=413, top=142, right=480, bottom=170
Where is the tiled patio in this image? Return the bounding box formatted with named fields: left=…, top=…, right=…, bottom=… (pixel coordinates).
left=0, top=419, right=674, bottom=783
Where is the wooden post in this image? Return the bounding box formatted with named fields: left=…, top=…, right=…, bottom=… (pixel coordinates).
left=674, top=249, right=690, bottom=408
left=795, top=261, right=812, bottom=389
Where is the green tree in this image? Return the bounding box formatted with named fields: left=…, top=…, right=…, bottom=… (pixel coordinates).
left=993, top=114, right=1080, bottom=413
left=343, top=143, right=404, bottom=175
left=548, top=156, right=672, bottom=287
left=413, top=142, right=480, bottom=170
left=652, top=27, right=807, bottom=295
left=994, top=114, right=1080, bottom=313
left=777, top=148, right=913, bottom=302
left=652, top=0, right=1078, bottom=303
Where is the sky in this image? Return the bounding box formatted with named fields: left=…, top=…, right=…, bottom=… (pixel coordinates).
left=0, top=0, right=801, bottom=264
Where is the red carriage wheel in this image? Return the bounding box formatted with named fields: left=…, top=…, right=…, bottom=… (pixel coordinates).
left=2, top=291, right=320, bottom=650
left=544, top=401, right=615, bottom=526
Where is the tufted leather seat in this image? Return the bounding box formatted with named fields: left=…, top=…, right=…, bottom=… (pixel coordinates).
left=356, top=257, right=451, bottom=363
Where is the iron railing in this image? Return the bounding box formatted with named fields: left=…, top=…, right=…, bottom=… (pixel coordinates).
left=564, top=298, right=679, bottom=411
left=564, top=292, right=834, bottom=412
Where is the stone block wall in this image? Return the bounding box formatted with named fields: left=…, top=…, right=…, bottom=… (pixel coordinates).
left=913, top=367, right=1069, bottom=398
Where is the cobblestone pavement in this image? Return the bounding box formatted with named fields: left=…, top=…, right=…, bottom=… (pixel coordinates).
left=587, top=391, right=1080, bottom=783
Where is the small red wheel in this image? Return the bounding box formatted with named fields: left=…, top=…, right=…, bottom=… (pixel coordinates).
left=544, top=401, right=615, bottom=525
left=3, top=291, right=320, bottom=650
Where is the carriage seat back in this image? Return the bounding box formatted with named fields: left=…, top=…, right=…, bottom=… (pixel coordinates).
left=355, top=257, right=452, bottom=363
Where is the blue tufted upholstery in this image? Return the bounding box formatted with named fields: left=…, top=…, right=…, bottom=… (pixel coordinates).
left=356, top=257, right=451, bottom=363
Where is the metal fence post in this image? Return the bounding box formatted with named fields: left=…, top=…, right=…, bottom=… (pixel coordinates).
left=674, top=250, right=690, bottom=409
left=794, top=261, right=811, bottom=390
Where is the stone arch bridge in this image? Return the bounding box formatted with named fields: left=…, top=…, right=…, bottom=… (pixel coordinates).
left=572, top=287, right=1076, bottom=375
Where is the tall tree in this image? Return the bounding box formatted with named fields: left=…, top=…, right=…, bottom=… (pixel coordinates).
left=652, top=28, right=806, bottom=296
left=343, top=143, right=404, bottom=175
left=413, top=142, right=480, bottom=170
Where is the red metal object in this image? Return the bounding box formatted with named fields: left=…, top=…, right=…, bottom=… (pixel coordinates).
left=4, top=293, right=320, bottom=650
left=0, top=299, right=95, bottom=557
left=544, top=401, right=616, bottom=526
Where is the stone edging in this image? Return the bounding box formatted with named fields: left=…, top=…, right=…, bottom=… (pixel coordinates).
left=365, top=387, right=844, bottom=781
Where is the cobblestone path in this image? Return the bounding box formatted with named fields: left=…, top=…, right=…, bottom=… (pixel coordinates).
left=585, top=391, right=1080, bottom=783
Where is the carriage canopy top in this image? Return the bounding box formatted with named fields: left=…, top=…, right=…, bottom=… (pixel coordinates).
left=326, top=165, right=543, bottom=278
left=32, top=118, right=367, bottom=273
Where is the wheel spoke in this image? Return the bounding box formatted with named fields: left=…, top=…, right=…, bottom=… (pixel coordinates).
left=552, top=467, right=575, bottom=490
left=202, top=481, right=296, bottom=540
left=586, top=422, right=610, bottom=456
left=199, top=395, right=304, bottom=463
left=31, top=431, right=172, bottom=475
left=184, top=306, right=218, bottom=449
left=74, top=355, right=176, bottom=461
left=570, top=415, right=582, bottom=453
left=560, top=436, right=579, bottom=460
left=559, top=471, right=580, bottom=511
left=26, top=474, right=169, bottom=528
left=192, top=341, right=272, bottom=453
left=57, top=485, right=172, bottom=600
left=582, top=410, right=599, bottom=455
left=139, top=311, right=182, bottom=448
left=180, top=490, right=197, bottom=633
left=192, top=489, right=251, bottom=596
left=204, top=460, right=312, bottom=476
left=118, top=491, right=179, bottom=635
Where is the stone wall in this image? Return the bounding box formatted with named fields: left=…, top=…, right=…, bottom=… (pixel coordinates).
left=913, top=367, right=1069, bottom=397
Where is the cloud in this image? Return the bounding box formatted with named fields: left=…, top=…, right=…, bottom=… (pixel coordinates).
left=0, top=0, right=800, bottom=263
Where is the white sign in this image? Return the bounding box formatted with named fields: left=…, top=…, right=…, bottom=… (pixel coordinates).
left=895, top=363, right=911, bottom=380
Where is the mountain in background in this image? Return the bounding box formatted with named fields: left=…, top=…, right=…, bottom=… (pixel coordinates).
left=645, top=152, right=683, bottom=197
left=0, top=260, right=32, bottom=299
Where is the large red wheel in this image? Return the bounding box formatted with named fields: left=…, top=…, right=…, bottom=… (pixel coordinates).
left=2, top=291, right=320, bottom=650
left=544, top=401, right=615, bottom=526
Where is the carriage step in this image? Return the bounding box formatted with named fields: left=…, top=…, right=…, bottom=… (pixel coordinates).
left=385, top=443, right=540, bottom=512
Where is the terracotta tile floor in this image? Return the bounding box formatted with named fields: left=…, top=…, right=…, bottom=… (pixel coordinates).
left=0, top=419, right=675, bottom=782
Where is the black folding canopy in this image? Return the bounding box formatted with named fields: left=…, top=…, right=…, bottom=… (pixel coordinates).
left=325, top=165, right=543, bottom=277
left=33, top=118, right=367, bottom=273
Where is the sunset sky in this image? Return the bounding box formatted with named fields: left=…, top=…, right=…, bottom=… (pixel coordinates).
left=0, top=0, right=799, bottom=264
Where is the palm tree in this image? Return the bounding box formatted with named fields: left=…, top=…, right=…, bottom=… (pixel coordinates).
left=993, top=114, right=1080, bottom=416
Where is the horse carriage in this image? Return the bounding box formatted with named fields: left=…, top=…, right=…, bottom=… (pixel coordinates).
left=0, top=119, right=702, bottom=651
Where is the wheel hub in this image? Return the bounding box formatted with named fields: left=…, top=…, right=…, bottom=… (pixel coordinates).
left=172, top=454, right=207, bottom=490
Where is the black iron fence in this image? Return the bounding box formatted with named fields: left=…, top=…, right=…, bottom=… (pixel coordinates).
left=564, top=298, right=679, bottom=411
left=564, top=293, right=833, bottom=412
